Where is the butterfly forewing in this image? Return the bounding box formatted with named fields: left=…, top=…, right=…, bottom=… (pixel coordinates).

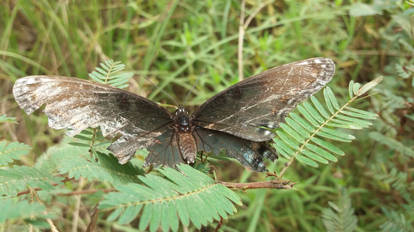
left=193, top=57, right=335, bottom=142
left=13, top=76, right=172, bottom=163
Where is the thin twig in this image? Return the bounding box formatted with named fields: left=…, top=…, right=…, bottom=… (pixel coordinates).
left=16, top=179, right=293, bottom=198
left=214, top=217, right=224, bottom=232
left=72, top=178, right=85, bottom=232
left=57, top=188, right=116, bottom=196
left=238, top=0, right=274, bottom=81
left=86, top=204, right=99, bottom=232
left=244, top=0, right=273, bottom=28
left=238, top=0, right=246, bottom=81
left=29, top=187, right=60, bottom=232
left=16, top=178, right=73, bottom=197
left=219, top=179, right=294, bottom=190
left=18, top=187, right=115, bottom=197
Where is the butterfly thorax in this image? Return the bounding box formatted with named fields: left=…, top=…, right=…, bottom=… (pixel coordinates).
left=173, top=106, right=192, bottom=133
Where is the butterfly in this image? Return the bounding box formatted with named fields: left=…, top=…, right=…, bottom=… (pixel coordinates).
left=13, top=57, right=335, bottom=172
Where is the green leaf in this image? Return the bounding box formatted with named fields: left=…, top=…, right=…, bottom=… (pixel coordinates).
left=276, top=131, right=300, bottom=150
left=319, top=127, right=355, bottom=141
left=356, top=77, right=383, bottom=96
left=324, top=87, right=340, bottom=110
left=348, top=80, right=355, bottom=98
left=305, top=144, right=338, bottom=162
left=274, top=140, right=295, bottom=159
left=369, top=132, right=414, bottom=157
left=316, top=130, right=353, bottom=143
left=352, top=82, right=361, bottom=96
left=349, top=3, right=381, bottom=16
left=280, top=123, right=305, bottom=143
left=303, top=101, right=325, bottom=123
left=273, top=79, right=376, bottom=168
left=285, top=118, right=311, bottom=138
left=0, top=166, right=61, bottom=196
left=380, top=208, right=413, bottom=232
left=335, top=114, right=372, bottom=128
left=0, top=141, right=31, bottom=165
left=100, top=165, right=241, bottom=231
left=88, top=59, right=133, bottom=88
left=345, top=107, right=378, bottom=118
left=52, top=143, right=142, bottom=184
left=311, top=96, right=330, bottom=119
left=0, top=115, right=16, bottom=123
left=296, top=155, right=318, bottom=167
left=310, top=137, right=345, bottom=156
left=341, top=110, right=377, bottom=120
left=290, top=112, right=314, bottom=132
left=302, top=149, right=328, bottom=164
left=297, top=105, right=319, bottom=127
left=0, top=199, right=48, bottom=223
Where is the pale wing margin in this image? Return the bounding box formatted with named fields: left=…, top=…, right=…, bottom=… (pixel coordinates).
left=13, top=76, right=172, bottom=163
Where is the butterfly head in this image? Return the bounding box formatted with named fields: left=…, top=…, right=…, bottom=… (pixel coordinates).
left=174, top=106, right=191, bottom=132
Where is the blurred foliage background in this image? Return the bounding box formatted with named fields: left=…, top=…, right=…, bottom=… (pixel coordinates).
left=0, top=0, right=413, bottom=231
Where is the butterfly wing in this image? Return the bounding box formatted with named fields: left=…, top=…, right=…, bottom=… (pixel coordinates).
left=194, top=127, right=276, bottom=172
left=144, top=128, right=184, bottom=168
left=192, top=57, right=335, bottom=142
left=13, top=76, right=173, bottom=163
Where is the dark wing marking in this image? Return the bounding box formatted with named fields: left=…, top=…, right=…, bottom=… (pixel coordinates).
left=13, top=76, right=172, bottom=163
left=193, top=57, right=335, bottom=142
left=144, top=128, right=184, bottom=168
left=194, top=127, right=277, bottom=172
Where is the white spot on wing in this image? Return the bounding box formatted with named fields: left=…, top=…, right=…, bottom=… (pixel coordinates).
left=263, top=130, right=272, bottom=136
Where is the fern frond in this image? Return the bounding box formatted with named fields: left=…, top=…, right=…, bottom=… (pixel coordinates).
left=69, top=128, right=109, bottom=157
left=51, top=143, right=142, bottom=184
left=0, top=114, right=16, bottom=123
left=0, top=166, right=61, bottom=196
left=0, top=199, right=47, bottom=223
left=100, top=164, right=242, bottom=232
left=369, top=132, right=414, bottom=157
left=322, top=192, right=358, bottom=232
left=0, top=141, right=31, bottom=166
left=376, top=167, right=408, bottom=193
left=380, top=208, right=413, bottom=232
left=274, top=78, right=381, bottom=167
left=88, top=59, right=133, bottom=88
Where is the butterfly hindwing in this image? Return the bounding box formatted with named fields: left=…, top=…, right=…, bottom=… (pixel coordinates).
left=13, top=76, right=172, bottom=163
left=194, top=127, right=276, bottom=172
left=144, top=128, right=184, bottom=168
left=193, top=58, right=335, bottom=142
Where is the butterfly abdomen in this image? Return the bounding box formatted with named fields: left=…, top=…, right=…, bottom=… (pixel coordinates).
left=176, top=132, right=197, bottom=164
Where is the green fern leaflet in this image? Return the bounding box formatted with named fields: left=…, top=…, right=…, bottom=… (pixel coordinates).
left=322, top=191, right=358, bottom=232
left=88, top=59, right=133, bottom=88
left=274, top=78, right=382, bottom=167
left=100, top=164, right=242, bottom=232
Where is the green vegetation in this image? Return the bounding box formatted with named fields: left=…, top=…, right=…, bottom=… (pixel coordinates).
left=1, top=0, right=413, bottom=231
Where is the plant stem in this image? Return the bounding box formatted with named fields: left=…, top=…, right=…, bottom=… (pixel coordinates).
left=219, top=179, right=294, bottom=190
left=238, top=0, right=246, bottom=81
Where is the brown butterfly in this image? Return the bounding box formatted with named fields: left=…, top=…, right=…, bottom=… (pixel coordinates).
left=13, top=58, right=335, bottom=171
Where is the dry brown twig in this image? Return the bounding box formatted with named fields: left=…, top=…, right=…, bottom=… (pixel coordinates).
left=16, top=176, right=293, bottom=198
left=238, top=0, right=275, bottom=81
